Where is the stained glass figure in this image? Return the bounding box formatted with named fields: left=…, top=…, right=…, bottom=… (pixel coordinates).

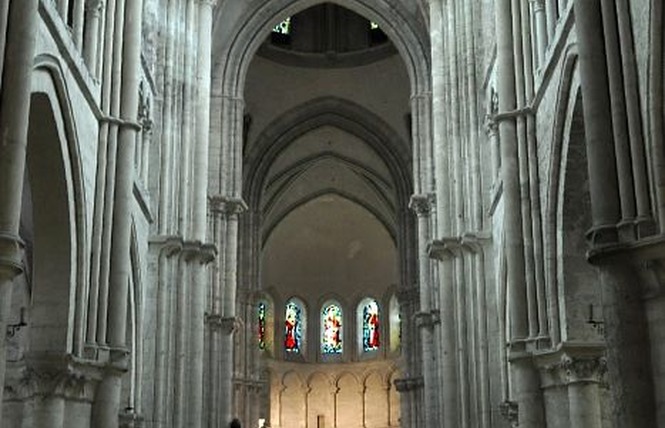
left=284, top=301, right=302, bottom=353
left=321, top=303, right=343, bottom=354
left=258, top=302, right=267, bottom=350
left=363, top=300, right=380, bottom=351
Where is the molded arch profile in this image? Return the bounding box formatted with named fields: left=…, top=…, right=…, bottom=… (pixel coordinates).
left=212, top=0, right=431, bottom=98
left=26, top=57, right=87, bottom=356
left=245, top=96, right=412, bottom=207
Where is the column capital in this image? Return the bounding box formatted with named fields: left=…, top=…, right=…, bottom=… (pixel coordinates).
left=414, top=310, right=440, bottom=329
left=149, top=235, right=183, bottom=258
left=393, top=376, right=423, bottom=392
left=7, top=353, right=105, bottom=401
left=206, top=313, right=241, bottom=334
left=409, top=193, right=435, bottom=217
left=182, top=240, right=217, bottom=264
left=427, top=237, right=462, bottom=261
left=529, top=0, right=546, bottom=11
left=0, top=232, right=25, bottom=278
left=85, top=0, right=104, bottom=13
left=460, top=231, right=492, bottom=253
left=562, top=355, right=607, bottom=384
left=534, top=344, right=607, bottom=386
left=209, top=196, right=248, bottom=217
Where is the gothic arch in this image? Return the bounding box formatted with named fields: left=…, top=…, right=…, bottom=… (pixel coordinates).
left=211, top=0, right=430, bottom=97
left=25, top=59, right=87, bottom=356
left=244, top=96, right=412, bottom=205
left=545, top=49, right=581, bottom=345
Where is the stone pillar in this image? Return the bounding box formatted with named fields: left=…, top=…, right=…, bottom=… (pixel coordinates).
left=192, top=0, right=216, bottom=241
left=495, top=0, right=545, bottom=425
left=409, top=194, right=441, bottom=427
left=92, top=0, right=143, bottom=425
left=83, top=0, right=104, bottom=75
left=0, top=0, right=11, bottom=95
left=210, top=197, right=247, bottom=426
left=394, top=377, right=423, bottom=428
left=0, top=0, right=39, bottom=418
left=572, top=0, right=620, bottom=244
left=530, top=0, right=547, bottom=65
left=149, top=237, right=182, bottom=428
left=575, top=0, right=656, bottom=425
left=188, top=244, right=215, bottom=428
left=564, top=356, right=605, bottom=428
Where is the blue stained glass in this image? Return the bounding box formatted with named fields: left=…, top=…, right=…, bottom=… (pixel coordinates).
left=284, top=301, right=302, bottom=353
left=321, top=304, right=343, bottom=354
left=363, top=300, right=380, bottom=352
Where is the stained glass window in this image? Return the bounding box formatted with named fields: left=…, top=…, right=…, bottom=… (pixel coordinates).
left=362, top=300, right=380, bottom=352
left=273, top=17, right=291, bottom=34
left=389, top=295, right=401, bottom=353
left=284, top=300, right=303, bottom=353
left=258, top=302, right=267, bottom=350
left=321, top=303, right=343, bottom=354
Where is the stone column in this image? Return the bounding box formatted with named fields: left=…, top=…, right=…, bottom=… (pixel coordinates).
left=212, top=197, right=247, bottom=425
left=572, top=0, right=620, bottom=244
left=495, top=0, right=545, bottom=425
left=188, top=244, right=215, bottom=428
left=149, top=237, right=181, bottom=428
left=394, top=377, right=423, bottom=428
left=92, top=0, right=143, bottom=425
left=409, top=194, right=441, bottom=427
left=83, top=0, right=104, bottom=75
left=0, top=0, right=11, bottom=95
left=575, top=0, right=656, bottom=425
left=530, top=0, right=547, bottom=65
left=0, top=0, right=39, bottom=418
left=564, top=356, right=605, bottom=428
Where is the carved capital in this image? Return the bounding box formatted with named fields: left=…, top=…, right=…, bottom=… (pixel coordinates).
left=0, top=232, right=25, bottom=278
left=414, top=310, right=440, bottom=329
left=562, top=356, right=607, bottom=384
left=409, top=194, right=434, bottom=217
left=393, top=376, right=423, bottom=392
left=85, top=0, right=104, bottom=13
left=149, top=235, right=183, bottom=259
left=428, top=237, right=462, bottom=261
left=529, top=0, right=546, bottom=12
left=7, top=354, right=104, bottom=401
left=460, top=231, right=491, bottom=253
left=206, top=313, right=240, bottom=334
left=209, top=196, right=248, bottom=217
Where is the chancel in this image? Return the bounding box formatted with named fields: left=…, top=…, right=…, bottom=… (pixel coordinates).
left=1, top=0, right=665, bottom=427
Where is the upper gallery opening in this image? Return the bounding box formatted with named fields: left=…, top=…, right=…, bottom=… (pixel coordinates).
left=258, top=3, right=396, bottom=68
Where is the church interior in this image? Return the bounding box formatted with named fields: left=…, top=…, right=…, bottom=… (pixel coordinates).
left=1, top=0, right=665, bottom=427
